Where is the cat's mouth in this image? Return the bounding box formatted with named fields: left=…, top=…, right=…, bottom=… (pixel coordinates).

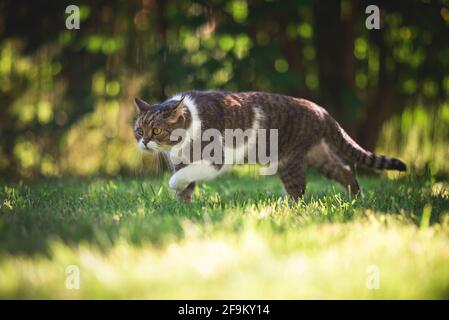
left=139, top=139, right=174, bottom=153
left=139, top=139, right=159, bottom=152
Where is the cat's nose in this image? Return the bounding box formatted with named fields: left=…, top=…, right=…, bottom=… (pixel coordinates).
left=142, top=138, right=150, bottom=145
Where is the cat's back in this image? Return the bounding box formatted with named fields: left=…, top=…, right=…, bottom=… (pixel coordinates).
left=185, top=90, right=326, bottom=130
left=185, top=90, right=258, bottom=130
left=187, top=90, right=322, bottom=114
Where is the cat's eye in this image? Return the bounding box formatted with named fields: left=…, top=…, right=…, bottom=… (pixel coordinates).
left=152, top=128, right=162, bottom=135
left=136, top=128, right=143, bottom=136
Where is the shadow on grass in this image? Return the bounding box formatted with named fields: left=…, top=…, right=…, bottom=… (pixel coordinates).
left=0, top=169, right=446, bottom=256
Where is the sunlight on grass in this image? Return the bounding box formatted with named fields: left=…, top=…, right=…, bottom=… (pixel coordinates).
left=0, top=172, right=448, bottom=299
left=1, top=214, right=448, bottom=299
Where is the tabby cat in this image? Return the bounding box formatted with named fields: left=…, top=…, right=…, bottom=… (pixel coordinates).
left=134, top=90, right=406, bottom=203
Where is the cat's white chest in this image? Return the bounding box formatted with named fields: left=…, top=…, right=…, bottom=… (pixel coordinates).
left=166, top=94, right=263, bottom=191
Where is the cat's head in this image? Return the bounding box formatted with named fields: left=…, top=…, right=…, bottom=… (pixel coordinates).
left=133, top=97, right=189, bottom=152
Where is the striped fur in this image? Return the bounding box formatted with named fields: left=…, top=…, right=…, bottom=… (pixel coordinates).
left=325, top=114, right=406, bottom=171
left=134, top=90, right=407, bottom=202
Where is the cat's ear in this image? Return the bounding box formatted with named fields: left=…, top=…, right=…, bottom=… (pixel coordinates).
left=167, top=96, right=186, bottom=124
left=134, top=98, right=151, bottom=113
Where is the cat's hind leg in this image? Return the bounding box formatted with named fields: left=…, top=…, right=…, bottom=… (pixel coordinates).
left=306, top=141, right=360, bottom=196
left=279, top=158, right=306, bottom=200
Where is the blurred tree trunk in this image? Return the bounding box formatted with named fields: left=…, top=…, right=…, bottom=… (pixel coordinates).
left=314, top=0, right=358, bottom=137
left=0, top=93, right=17, bottom=179
left=155, top=0, right=168, bottom=100
left=357, top=27, right=400, bottom=151
left=278, top=4, right=307, bottom=98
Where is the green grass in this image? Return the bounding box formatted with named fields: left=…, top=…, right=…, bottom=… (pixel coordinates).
left=0, top=168, right=448, bottom=299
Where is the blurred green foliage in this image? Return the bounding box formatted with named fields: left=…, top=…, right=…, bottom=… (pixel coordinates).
left=0, top=0, right=448, bottom=178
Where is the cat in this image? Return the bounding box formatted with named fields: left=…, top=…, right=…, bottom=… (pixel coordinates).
left=134, top=90, right=406, bottom=203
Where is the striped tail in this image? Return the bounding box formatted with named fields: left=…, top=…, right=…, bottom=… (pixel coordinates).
left=325, top=115, right=407, bottom=171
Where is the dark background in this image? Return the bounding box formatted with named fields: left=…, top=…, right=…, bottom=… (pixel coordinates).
left=0, top=0, right=448, bottom=178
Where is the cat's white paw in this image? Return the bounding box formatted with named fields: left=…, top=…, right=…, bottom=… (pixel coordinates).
left=168, top=173, right=189, bottom=191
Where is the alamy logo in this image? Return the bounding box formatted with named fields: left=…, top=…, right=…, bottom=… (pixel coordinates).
left=151, top=128, right=279, bottom=175
left=65, top=265, right=80, bottom=290
left=65, top=5, right=80, bottom=30
left=365, top=265, right=380, bottom=290
left=365, top=5, right=380, bottom=30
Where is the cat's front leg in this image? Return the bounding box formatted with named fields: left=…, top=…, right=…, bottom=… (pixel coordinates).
left=167, top=161, right=196, bottom=203
left=176, top=182, right=195, bottom=204
left=168, top=172, right=190, bottom=191
left=169, top=161, right=222, bottom=192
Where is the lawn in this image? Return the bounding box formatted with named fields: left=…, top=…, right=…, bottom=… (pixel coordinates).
left=0, top=168, right=448, bottom=299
